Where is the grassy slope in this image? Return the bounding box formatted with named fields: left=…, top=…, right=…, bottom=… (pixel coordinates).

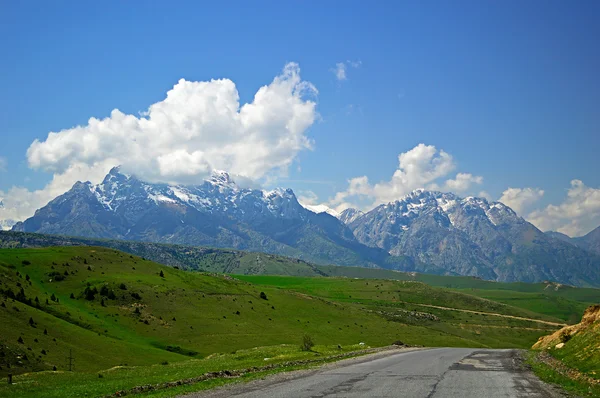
left=0, top=246, right=581, bottom=397
left=1, top=246, right=509, bottom=377
left=529, top=306, right=600, bottom=396
left=3, top=231, right=598, bottom=325
left=235, top=275, right=561, bottom=349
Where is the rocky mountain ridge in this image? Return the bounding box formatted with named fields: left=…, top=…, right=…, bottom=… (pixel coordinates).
left=343, top=190, right=600, bottom=286
left=10, top=169, right=600, bottom=286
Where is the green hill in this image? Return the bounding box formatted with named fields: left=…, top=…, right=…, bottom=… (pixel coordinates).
left=3, top=231, right=599, bottom=326
left=0, top=245, right=593, bottom=397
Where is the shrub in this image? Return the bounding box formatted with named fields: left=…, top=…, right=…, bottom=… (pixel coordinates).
left=260, top=292, right=268, bottom=300
left=17, top=336, right=24, bottom=344
left=21, top=260, right=31, bottom=265
left=84, top=287, right=96, bottom=301
left=559, top=330, right=572, bottom=343
left=301, top=334, right=314, bottom=351
left=159, top=270, right=165, bottom=278
left=119, top=283, right=127, bottom=290
left=100, top=286, right=109, bottom=296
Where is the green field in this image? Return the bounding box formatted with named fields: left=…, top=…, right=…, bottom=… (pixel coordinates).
left=0, top=246, right=596, bottom=397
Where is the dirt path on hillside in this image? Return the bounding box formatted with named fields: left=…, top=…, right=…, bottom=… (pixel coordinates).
left=399, top=301, right=566, bottom=327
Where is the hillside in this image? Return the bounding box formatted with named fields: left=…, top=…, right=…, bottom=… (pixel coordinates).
left=3, top=231, right=599, bottom=325
left=0, top=246, right=567, bottom=378
left=531, top=305, right=600, bottom=395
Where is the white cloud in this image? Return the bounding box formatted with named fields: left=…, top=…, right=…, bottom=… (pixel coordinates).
left=332, top=62, right=347, bottom=81
left=1, top=63, right=318, bottom=223
left=297, top=190, right=319, bottom=206
left=324, top=144, right=482, bottom=212
left=498, top=187, right=544, bottom=215
left=430, top=173, right=483, bottom=194
left=331, top=60, right=361, bottom=81
left=527, top=180, right=600, bottom=237
left=478, top=191, right=493, bottom=201
left=0, top=157, right=6, bottom=172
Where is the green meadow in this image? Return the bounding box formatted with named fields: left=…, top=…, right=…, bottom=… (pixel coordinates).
left=0, top=246, right=596, bottom=397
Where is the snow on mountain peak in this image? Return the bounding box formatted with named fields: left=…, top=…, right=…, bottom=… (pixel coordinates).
left=207, top=170, right=237, bottom=189
left=338, top=208, right=364, bottom=224
left=302, top=203, right=340, bottom=217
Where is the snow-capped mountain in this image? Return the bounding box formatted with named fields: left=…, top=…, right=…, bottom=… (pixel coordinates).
left=346, top=189, right=600, bottom=286
left=300, top=203, right=340, bottom=218
left=0, top=200, right=16, bottom=231
left=338, top=208, right=364, bottom=225
left=12, top=167, right=392, bottom=268
left=11, top=170, right=600, bottom=286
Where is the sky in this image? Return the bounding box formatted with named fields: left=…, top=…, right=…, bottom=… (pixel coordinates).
left=0, top=1, right=599, bottom=236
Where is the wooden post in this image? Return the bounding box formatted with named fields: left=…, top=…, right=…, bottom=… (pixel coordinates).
left=7, top=373, right=12, bottom=384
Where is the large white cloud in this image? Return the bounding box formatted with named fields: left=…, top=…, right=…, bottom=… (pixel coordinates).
left=499, top=187, right=544, bottom=215
left=527, top=180, right=600, bottom=237
left=1, top=63, right=318, bottom=223
left=326, top=144, right=483, bottom=212
left=27, top=62, right=316, bottom=183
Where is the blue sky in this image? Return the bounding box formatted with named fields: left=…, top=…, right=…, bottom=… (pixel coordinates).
left=0, top=1, right=599, bottom=235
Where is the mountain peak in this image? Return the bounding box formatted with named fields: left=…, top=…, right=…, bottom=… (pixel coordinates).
left=338, top=208, right=364, bottom=224
left=207, top=170, right=237, bottom=189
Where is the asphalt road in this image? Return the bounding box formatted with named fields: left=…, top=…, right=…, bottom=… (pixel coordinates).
left=187, top=348, right=563, bottom=398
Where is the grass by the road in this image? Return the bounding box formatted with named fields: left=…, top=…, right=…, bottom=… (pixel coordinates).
left=0, top=344, right=382, bottom=398
left=527, top=351, right=600, bottom=397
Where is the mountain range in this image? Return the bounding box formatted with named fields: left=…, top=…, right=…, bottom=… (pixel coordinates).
left=9, top=167, right=600, bottom=286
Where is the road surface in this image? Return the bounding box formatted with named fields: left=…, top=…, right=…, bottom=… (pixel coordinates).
left=185, top=348, right=563, bottom=398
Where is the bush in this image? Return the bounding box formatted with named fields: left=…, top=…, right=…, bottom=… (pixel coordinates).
left=301, top=334, right=314, bottom=351
left=260, top=292, right=268, bottom=300
left=84, top=287, right=96, bottom=301
left=21, top=260, right=31, bottom=265
left=119, top=283, right=127, bottom=290
left=559, top=330, right=572, bottom=343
